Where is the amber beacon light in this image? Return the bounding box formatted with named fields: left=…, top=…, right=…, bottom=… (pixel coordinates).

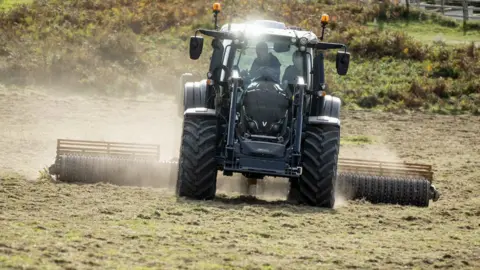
left=321, top=14, right=329, bottom=25
left=213, top=3, right=221, bottom=12
left=320, top=13, right=329, bottom=40
left=212, top=2, right=221, bottom=29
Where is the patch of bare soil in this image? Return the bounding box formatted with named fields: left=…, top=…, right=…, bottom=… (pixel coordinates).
left=0, top=89, right=479, bottom=269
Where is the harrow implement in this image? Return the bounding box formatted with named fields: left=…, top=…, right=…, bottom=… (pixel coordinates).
left=48, top=139, right=440, bottom=207
left=337, top=158, right=440, bottom=207
left=48, top=139, right=177, bottom=188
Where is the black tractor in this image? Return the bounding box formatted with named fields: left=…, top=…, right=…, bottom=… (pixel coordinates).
left=176, top=11, right=350, bottom=208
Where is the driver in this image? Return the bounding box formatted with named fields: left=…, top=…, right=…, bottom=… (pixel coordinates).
left=249, top=41, right=281, bottom=82
left=281, top=50, right=303, bottom=85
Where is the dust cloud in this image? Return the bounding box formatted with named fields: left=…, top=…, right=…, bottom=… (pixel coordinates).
left=216, top=175, right=290, bottom=200
left=0, top=84, right=183, bottom=183
left=333, top=190, right=349, bottom=209
left=334, top=135, right=409, bottom=207
left=339, top=140, right=405, bottom=163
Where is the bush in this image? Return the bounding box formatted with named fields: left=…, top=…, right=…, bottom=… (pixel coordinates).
left=464, top=21, right=480, bottom=31
left=329, top=27, right=428, bottom=60
left=0, top=0, right=478, bottom=115
left=430, top=12, right=459, bottom=28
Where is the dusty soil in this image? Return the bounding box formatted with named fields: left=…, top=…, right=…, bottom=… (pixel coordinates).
left=1, top=88, right=479, bottom=269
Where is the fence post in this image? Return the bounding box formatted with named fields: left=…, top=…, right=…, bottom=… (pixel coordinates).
left=441, top=0, right=444, bottom=14
left=405, top=0, right=410, bottom=18
left=463, top=0, right=468, bottom=34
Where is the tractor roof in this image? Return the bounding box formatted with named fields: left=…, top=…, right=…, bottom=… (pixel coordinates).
left=219, top=20, right=319, bottom=43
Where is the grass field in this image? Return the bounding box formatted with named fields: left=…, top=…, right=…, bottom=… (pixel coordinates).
left=1, top=174, right=478, bottom=269
left=367, top=21, right=480, bottom=46
left=0, top=91, right=479, bottom=269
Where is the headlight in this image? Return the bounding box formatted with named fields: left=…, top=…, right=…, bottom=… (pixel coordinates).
left=299, top=37, right=308, bottom=45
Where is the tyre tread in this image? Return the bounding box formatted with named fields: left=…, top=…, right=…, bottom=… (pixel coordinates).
left=176, top=116, right=218, bottom=200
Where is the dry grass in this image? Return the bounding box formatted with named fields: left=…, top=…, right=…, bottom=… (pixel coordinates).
left=0, top=92, right=479, bottom=269
left=1, top=173, right=479, bottom=269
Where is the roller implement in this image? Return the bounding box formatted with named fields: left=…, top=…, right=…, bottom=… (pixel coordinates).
left=48, top=139, right=177, bottom=187
left=337, top=159, right=439, bottom=207
left=48, top=3, right=440, bottom=208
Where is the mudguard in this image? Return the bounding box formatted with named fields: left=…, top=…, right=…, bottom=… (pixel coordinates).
left=308, top=94, right=341, bottom=126
left=183, top=79, right=215, bottom=116
left=177, top=73, right=193, bottom=117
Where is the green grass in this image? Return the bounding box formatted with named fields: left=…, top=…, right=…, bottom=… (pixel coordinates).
left=0, top=0, right=32, bottom=10
left=325, top=56, right=480, bottom=114
left=340, top=135, right=374, bottom=145
left=367, top=21, right=480, bottom=46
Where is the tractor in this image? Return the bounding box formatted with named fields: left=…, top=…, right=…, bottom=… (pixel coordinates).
left=176, top=9, right=354, bottom=208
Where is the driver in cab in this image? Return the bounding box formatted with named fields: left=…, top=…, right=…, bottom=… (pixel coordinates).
left=281, top=50, right=303, bottom=86
left=249, top=41, right=281, bottom=83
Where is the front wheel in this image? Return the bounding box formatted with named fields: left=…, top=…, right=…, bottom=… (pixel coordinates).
left=176, top=115, right=218, bottom=200
left=295, top=125, right=340, bottom=208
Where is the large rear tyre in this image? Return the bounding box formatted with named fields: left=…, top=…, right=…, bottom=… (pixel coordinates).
left=296, top=125, right=340, bottom=208
left=176, top=116, right=218, bottom=200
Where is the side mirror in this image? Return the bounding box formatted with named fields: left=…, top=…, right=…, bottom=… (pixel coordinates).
left=336, top=51, right=350, bottom=75
left=189, top=36, right=204, bottom=60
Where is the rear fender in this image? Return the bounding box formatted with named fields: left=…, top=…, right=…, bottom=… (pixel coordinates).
left=183, top=79, right=215, bottom=116
left=308, top=94, right=341, bottom=127
left=178, top=73, right=193, bottom=101
left=177, top=73, right=193, bottom=117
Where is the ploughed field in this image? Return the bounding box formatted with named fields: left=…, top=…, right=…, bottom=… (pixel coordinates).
left=1, top=89, right=479, bottom=269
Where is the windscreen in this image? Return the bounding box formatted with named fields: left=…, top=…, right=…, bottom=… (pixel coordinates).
left=233, top=41, right=306, bottom=87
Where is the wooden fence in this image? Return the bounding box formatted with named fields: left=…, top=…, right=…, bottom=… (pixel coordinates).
left=401, top=0, right=480, bottom=21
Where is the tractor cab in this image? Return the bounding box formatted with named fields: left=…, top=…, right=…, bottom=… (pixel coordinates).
left=208, top=20, right=316, bottom=94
